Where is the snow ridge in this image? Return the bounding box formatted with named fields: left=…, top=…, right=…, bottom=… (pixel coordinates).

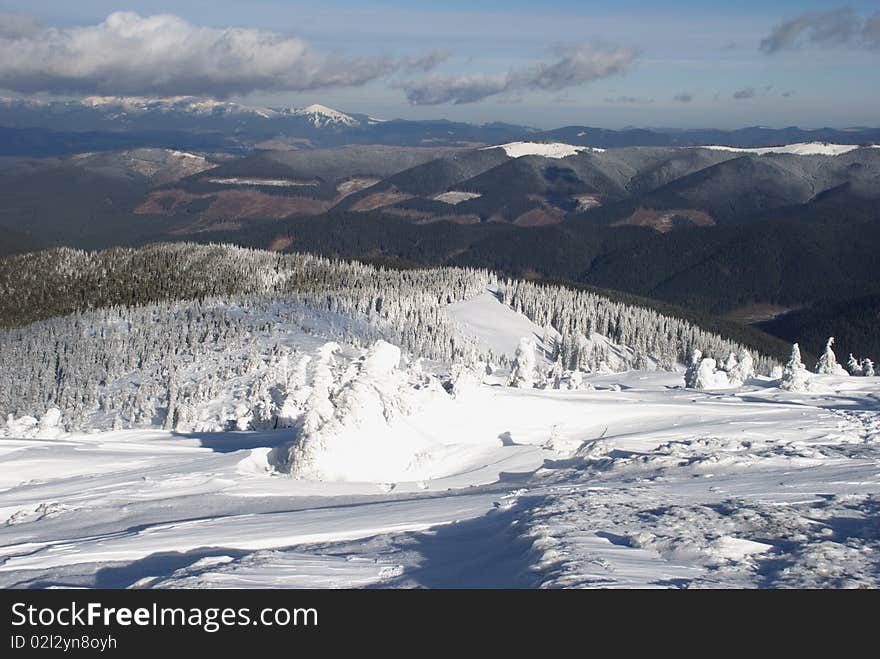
left=484, top=141, right=605, bottom=159
left=695, top=142, right=862, bottom=156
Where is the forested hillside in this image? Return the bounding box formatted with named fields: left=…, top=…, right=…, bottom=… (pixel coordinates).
left=1, top=243, right=780, bottom=431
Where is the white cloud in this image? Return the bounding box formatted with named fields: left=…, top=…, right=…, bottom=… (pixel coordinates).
left=760, top=7, right=879, bottom=53
left=396, top=45, right=636, bottom=105
left=0, top=11, right=420, bottom=97
left=0, top=13, right=44, bottom=39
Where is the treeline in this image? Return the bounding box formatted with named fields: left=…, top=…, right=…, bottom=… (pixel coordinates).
left=499, top=279, right=778, bottom=374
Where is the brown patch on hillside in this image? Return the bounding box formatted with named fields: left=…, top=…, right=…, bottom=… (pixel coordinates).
left=381, top=207, right=433, bottom=220
left=136, top=188, right=330, bottom=220
left=612, top=207, right=715, bottom=233
left=135, top=188, right=201, bottom=214
left=513, top=207, right=564, bottom=227
left=417, top=214, right=482, bottom=225
left=201, top=190, right=327, bottom=220
left=268, top=235, right=294, bottom=251
left=723, top=304, right=801, bottom=325
left=350, top=189, right=414, bottom=212
left=254, top=136, right=313, bottom=150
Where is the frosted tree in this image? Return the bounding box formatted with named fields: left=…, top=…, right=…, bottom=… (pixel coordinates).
left=864, top=359, right=876, bottom=377
left=508, top=337, right=539, bottom=388
left=780, top=343, right=811, bottom=392
left=847, top=354, right=864, bottom=376
left=815, top=337, right=845, bottom=375
left=727, top=349, right=755, bottom=385
left=722, top=352, right=738, bottom=373
left=684, top=349, right=703, bottom=388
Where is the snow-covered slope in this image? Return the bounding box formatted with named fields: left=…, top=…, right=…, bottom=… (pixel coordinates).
left=1, top=365, right=878, bottom=588
left=483, top=141, right=604, bottom=159
left=2, top=248, right=879, bottom=588
left=695, top=142, right=862, bottom=156
left=447, top=290, right=551, bottom=358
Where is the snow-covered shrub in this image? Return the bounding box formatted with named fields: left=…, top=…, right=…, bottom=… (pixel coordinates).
left=544, top=360, right=593, bottom=390
left=847, top=354, right=864, bottom=376
left=684, top=349, right=750, bottom=389
left=693, top=358, right=732, bottom=389
left=449, top=362, right=485, bottom=398
left=864, top=359, right=876, bottom=377
left=284, top=340, right=441, bottom=481
left=780, top=343, right=811, bottom=392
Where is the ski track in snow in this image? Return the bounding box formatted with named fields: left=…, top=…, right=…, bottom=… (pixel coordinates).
left=2, top=293, right=879, bottom=588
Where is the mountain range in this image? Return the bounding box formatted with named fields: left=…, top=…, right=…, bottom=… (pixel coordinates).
left=1, top=97, right=879, bottom=361
left=2, top=96, right=879, bottom=155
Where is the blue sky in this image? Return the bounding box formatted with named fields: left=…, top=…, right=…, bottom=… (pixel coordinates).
left=1, top=1, right=878, bottom=128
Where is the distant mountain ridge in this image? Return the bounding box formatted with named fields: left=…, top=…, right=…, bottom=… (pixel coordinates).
left=1, top=96, right=878, bottom=155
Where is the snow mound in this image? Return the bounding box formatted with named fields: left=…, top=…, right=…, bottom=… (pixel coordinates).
left=484, top=142, right=603, bottom=159
left=696, top=142, right=861, bottom=156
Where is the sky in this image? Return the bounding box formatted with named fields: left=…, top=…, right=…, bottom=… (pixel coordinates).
left=0, top=1, right=878, bottom=128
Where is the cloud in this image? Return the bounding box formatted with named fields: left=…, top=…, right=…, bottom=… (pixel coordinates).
left=520, top=45, right=636, bottom=91
left=733, top=87, right=756, bottom=100
left=864, top=14, right=880, bottom=47
left=397, top=45, right=636, bottom=105
left=396, top=72, right=509, bottom=105
left=0, top=14, right=44, bottom=38
left=604, top=95, right=653, bottom=104
left=401, top=50, right=450, bottom=73
left=672, top=92, right=693, bottom=103
left=0, top=11, right=415, bottom=97
left=781, top=90, right=795, bottom=98
left=760, top=7, right=879, bottom=53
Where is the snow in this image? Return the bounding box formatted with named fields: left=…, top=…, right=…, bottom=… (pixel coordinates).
left=79, top=95, right=278, bottom=118
left=483, top=142, right=605, bottom=159
left=695, top=142, right=862, bottom=156
left=207, top=177, right=318, bottom=187
left=1, top=286, right=879, bottom=588
left=433, top=191, right=482, bottom=204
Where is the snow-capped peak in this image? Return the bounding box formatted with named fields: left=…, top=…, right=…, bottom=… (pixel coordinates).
left=287, top=103, right=360, bottom=128
left=483, top=141, right=604, bottom=159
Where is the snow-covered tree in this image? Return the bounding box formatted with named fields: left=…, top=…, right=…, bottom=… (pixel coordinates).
left=508, top=337, right=539, bottom=388
left=727, top=349, right=755, bottom=385
left=815, top=337, right=845, bottom=375
left=864, top=358, right=876, bottom=377
left=847, top=354, right=864, bottom=376
left=780, top=343, right=811, bottom=392
left=684, top=349, right=703, bottom=388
